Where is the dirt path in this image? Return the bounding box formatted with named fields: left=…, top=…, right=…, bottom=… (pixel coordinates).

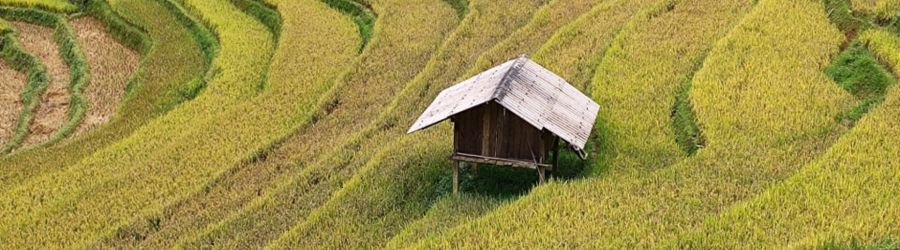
left=12, top=22, right=71, bottom=147
left=70, top=17, right=139, bottom=137
left=0, top=58, right=27, bottom=146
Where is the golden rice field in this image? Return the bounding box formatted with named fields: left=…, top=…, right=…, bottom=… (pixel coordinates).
left=0, top=0, right=897, bottom=248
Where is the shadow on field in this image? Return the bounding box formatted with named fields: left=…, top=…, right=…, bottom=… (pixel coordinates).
left=433, top=150, right=588, bottom=199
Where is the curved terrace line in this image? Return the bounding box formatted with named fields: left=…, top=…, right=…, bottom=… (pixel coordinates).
left=68, top=16, right=140, bottom=138
left=122, top=0, right=459, bottom=248
left=321, top=0, right=376, bottom=52
left=0, top=7, right=76, bottom=155
left=0, top=0, right=210, bottom=192
left=0, top=32, right=30, bottom=148
left=0, top=8, right=92, bottom=154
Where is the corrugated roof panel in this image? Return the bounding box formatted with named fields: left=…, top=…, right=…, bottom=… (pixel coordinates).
left=407, top=60, right=515, bottom=133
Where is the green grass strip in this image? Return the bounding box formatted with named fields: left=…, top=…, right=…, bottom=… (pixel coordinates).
left=828, top=42, right=896, bottom=126
left=321, top=0, right=375, bottom=52
left=230, top=0, right=281, bottom=41
left=442, top=0, right=467, bottom=18
left=0, top=17, right=10, bottom=34
left=671, top=79, right=704, bottom=155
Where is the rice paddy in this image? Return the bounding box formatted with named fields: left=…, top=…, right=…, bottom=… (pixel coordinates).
left=0, top=0, right=897, bottom=248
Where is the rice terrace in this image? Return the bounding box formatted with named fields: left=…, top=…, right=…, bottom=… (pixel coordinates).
left=0, top=0, right=897, bottom=248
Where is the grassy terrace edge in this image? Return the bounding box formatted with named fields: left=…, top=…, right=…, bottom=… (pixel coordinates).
left=321, top=0, right=375, bottom=51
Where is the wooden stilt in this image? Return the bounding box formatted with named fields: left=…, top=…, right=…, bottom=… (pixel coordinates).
left=537, top=166, right=545, bottom=184
left=453, top=161, right=460, bottom=195
left=472, top=163, right=478, bottom=177
left=550, top=137, right=560, bottom=177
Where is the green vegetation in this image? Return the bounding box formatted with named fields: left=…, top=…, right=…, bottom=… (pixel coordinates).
left=828, top=42, right=896, bottom=126
left=0, top=17, right=10, bottom=33
left=671, top=61, right=705, bottom=155
left=829, top=44, right=893, bottom=99
left=442, top=0, right=467, bottom=18
left=230, top=0, right=282, bottom=40
left=321, top=0, right=375, bottom=51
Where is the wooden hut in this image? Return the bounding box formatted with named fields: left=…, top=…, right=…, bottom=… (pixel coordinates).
left=408, top=55, right=600, bottom=194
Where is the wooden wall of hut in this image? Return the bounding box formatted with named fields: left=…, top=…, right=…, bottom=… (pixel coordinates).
left=451, top=102, right=555, bottom=163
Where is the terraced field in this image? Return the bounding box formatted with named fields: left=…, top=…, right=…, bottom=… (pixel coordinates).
left=0, top=46, right=26, bottom=146
left=70, top=16, right=139, bottom=136
left=0, top=0, right=896, bottom=248
left=10, top=21, right=71, bottom=148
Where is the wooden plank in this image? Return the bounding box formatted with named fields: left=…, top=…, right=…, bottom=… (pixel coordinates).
left=451, top=153, right=551, bottom=170
left=481, top=102, right=492, bottom=156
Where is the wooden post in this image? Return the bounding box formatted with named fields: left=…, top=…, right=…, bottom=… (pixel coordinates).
left=537, top=166, right=545, bottom=184
left=453, top=161, right=460, bottom=195
left=550, top=137, right=560, bottom=176
left=481, top=104, right=492, bottom=156
left=472, top=163, right=478, bottom=177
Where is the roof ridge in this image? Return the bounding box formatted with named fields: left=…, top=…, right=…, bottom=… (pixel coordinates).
left=491, top=55, right=529, bottom=101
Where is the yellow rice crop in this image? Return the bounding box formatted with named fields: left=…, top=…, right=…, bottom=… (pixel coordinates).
left=0, top=0, right=287, bottom=246
left=532, top=0, right=660, bottom=91
left=0, top=0, right=74, bottom=12
left=384, top=194, right=503, bottom=249
left=371, top=1, right=668, bottom=246
left=94, top=0, right=458, bottom=248
left=412, top=0, right=857, bottom=248
left=669, top=29, right=900, bottom=249
left=0, top=0, right=204, bottom=192
left=69, top=16, right=140, bottom=138
left=463, top=0, right=600, bottom=76
left=861, top=29, right=900, bottom=75
left=588, top=0, right=756, bottom=175
left=851, top=0, right=899, bottom=19
left=260, top=0, right=554, bottom=248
